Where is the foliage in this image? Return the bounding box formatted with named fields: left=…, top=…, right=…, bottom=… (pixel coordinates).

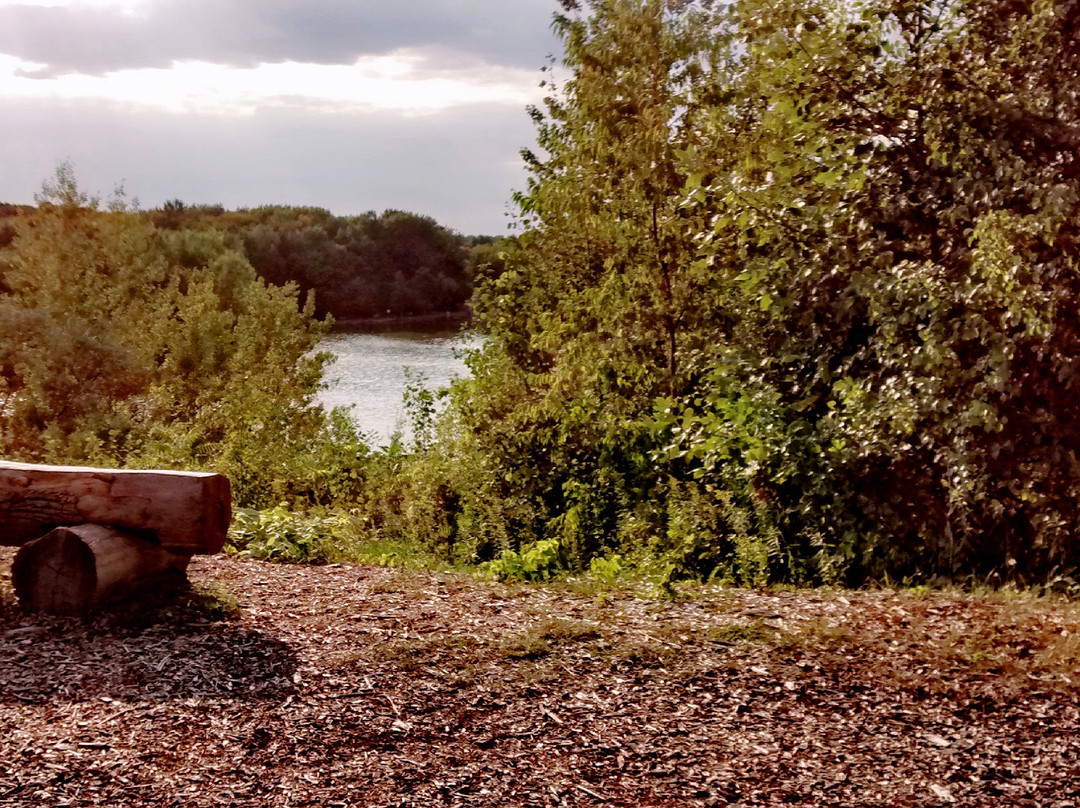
left=400, top=369, right=442, bottom=451
left=668, top=0, right=1080, bottom=582
left=409, top=0, right=1080, bottom=586
left=228, top=506, right=348, bottom=563
left=188, top=582, right=243, bottom=621
left=0, top=165, right=367, bottom=507
left=10, top=0, right=1080, bottom=589
left=588, top=553, right=625, bottom=584
left=483, top=539, right=565, bottom=582
left=148, top=203, right=484, bottom=320
left=423, top=0, right=733, bottom=575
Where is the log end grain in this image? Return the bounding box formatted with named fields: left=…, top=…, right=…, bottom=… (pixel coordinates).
left=13, top=524, right=190, bottom=616
left=12, top=528, right=96, bottom=615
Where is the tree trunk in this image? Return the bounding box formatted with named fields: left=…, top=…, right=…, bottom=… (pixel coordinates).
left=12, top=524, right=191, bottom=616
left=0, top=461, right=230, bottom=555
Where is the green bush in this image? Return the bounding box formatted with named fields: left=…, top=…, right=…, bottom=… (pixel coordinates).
left=228, top=506, right=347, bottom=563
left=588, top=553, right=624, bottom=584
left=419, top=0, right=1080, bottom=587
left=0, top=165, right=368, bottom=510
left=483, top=539, right=564, bottom=582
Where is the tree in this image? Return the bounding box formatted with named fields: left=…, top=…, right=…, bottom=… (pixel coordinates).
left=0, top=167, right=357, bottom=506
left=148, top=203, right=475, bottom=320
left=436, top=0, right=735, bottom=568
left=669, top=0, right=1080, bottom=581
left=430, top=0, right=1080, bottom=584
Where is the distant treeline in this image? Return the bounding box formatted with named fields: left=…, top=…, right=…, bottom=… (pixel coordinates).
left=1, top=200, right=510, bottom=322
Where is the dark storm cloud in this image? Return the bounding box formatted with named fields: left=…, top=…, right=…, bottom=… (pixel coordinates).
left=0, top=97, right=537, bottom=235
left=0, top=0, right=561, bottom=77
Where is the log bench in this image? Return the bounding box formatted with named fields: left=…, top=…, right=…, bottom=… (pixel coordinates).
left=0, top=461, right=231, bottom=615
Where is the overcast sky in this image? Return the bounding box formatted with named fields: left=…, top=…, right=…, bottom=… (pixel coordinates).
left=0, top=0, right=563, bottom=235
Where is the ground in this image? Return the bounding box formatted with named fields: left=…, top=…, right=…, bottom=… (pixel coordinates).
left=1, top=547, right=1078, bottom=808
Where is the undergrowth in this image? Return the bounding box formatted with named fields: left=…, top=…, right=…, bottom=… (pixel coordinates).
left=187, top=582, right=243, bottom=621
left=228, top=506, right=467, bottom=571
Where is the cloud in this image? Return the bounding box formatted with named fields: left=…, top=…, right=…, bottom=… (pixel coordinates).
left=0, top=2, right=557, bottom=235
left=0, top=51, right=544, bottom=115
left=0, top=96, right=537, bottom=235
left=0, top=0, right=561, bottom=77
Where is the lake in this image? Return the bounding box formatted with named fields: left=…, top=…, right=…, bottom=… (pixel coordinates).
left=316, top=327, right=480, bottom=444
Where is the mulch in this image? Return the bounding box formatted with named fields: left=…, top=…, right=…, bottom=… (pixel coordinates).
left=1, top=546, right=1078, bottom=808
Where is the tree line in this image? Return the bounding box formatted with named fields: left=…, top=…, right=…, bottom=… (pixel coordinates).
left=148, top=202, right=504, bottom=321
left=0, top=167, right=367, bottom=506
left=3, top=198, right=505, bottom=323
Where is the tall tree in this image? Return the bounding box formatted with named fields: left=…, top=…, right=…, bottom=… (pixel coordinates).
left=671, top=0, right=1080, bottom=580
left=454, top=0, right=732, bottom=565
left=0, top=167, right=344, bottom=505
left=437, top=0, right=1080, bottom=584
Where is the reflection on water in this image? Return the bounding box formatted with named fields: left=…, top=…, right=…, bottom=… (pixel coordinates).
left=316, top=328, right=480, bottom=445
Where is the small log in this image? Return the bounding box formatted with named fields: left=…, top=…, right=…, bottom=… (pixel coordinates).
left=0, top=461, right=230, bottom=555
left=12, top=524, right=190, bottom=615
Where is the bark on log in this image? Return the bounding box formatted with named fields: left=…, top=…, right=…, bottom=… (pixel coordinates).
left=0, top=461, right=230, bottom=555
left=12, top=524, right=191, bottom=615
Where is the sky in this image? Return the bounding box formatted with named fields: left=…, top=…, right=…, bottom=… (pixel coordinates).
left=0, top=0, right=563, bottom=235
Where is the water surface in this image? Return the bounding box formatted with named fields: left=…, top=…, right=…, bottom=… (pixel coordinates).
left=317, top=327, right=479, bottom=444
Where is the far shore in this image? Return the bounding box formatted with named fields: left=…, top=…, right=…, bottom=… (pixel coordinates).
left=328, top=310, right=471, bottom=332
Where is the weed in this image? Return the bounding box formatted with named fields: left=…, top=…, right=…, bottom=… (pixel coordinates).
left=228, top=506, right=346, bottom=563
left=703, top=620, right=778, bottom=645
left=483, top=539, right=564, bottom=582
left=499, top=617, right=600, bottom=659
left=347, top=538, right=447, bottom=569
left=378, top=635, right=482, bottom=671
left=602, top=634, right=682, bottom=670
left=592, top=590, right=614, bottom=608
left=589, top=553, right=625, bottom=584
left=188, top=582, right=242, bottom=621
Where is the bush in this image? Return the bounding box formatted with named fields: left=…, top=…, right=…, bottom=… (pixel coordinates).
left=483, top=539, right=564, bottom=582
left=0, top=165, right=366, bottom=509
left=228, top=506, right=348, bottom=563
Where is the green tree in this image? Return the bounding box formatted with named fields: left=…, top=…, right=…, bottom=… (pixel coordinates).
left=427, top=0, right=735, bottom=569
left=669, top=0, right=1080, bottom=581
left=426, top=0, right=1080, bottom=584
left=0, top=167, right=363, bottom=506
left=150, top=203, right=475, bottom=321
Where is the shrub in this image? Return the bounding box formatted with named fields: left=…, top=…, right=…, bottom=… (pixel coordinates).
left=227, top=506, right=347, bottom=564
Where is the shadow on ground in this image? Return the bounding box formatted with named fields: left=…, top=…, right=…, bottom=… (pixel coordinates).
left=0, top=579, right=298, bottom=704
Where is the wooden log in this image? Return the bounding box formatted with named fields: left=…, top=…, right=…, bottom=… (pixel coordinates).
left=0, top=461, right=230, bottom=555
left=12, top=524, right=191, bottom=615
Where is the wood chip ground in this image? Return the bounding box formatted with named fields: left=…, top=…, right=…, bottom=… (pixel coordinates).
left=1, top=547, right=1078, bottom=807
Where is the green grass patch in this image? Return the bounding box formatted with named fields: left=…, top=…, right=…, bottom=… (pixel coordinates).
left=499, top=617, right=601, bottom=660
left=187, top=582, right=242, bottom=621
left=377, top=634, right=483, bottom=671
left=702, top=620, right=779, bottom=645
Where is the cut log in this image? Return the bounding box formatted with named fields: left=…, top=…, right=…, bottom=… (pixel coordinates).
left=12, top=524, right=191, bottom=615
left=0, top=461, right=230, bottom=555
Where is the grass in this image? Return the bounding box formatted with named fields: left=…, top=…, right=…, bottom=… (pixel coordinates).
left=0, top=573, right=13, bottom=608
left=347, top=559, right=1078, bottom=692
left=377, top=635, right=484, bottom=671
left=333, top=617, right=606, bottom=676
left=187, top=582, right=243, bottom=621
left=223, top=520, right=1080, bottom=696
left=702, top=620, right=780, bottom=645
left=766, top=591, right=1080, bottom=693
left=337, top=537, right=470, bottom=572
left=499, top=617, right=601, bottom=659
